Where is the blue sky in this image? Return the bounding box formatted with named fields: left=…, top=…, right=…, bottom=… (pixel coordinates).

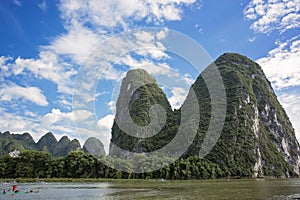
left=0, top=0, right=299, bottom=153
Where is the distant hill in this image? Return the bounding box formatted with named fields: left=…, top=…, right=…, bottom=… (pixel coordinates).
left=83, top=137, right=106, bottom=156
left=0, top=132, right=36, bottom=155
left=0, top=131, right=90, bottom=157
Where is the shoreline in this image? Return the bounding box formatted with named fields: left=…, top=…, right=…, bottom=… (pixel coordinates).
left=1, top=177, right=297, bottom=183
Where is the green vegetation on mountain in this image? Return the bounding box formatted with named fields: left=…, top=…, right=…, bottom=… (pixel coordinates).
left=0, top=132, right=36, bottom=156
left=110, top=53, right=300, bottom=178
left=54, top=136, right=81, bottom=157
left=195, top=53, right=299, bottom=178
left=110, top=69, right=179, bottom=154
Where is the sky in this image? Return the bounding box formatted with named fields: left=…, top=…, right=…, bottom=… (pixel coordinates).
left=0, top=0, right=299, bottom=154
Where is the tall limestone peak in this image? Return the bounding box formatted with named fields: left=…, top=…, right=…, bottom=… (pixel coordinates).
left=109, top=69, right=177, bottom=156
left=187, top=53, right=300, bottom=177
left=108, top=53, right=299, bottom=177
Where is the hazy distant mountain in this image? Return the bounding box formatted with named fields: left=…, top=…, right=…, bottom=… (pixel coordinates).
left=54, top=135, right=81, bottom=157
left=0, top=131, right=36, bottom=155
left=83, top=137, right=106, bottom=156
left=37, top=132, right=58, bottom=153
left=109, top=53, right=300, bottom=177
left=0, top=131, right=80, bottom=157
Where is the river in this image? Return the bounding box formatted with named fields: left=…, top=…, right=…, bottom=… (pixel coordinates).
left=1, top=179, right=300, bottom=199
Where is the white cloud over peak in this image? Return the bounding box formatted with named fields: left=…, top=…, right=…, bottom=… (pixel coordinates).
left=168, top=87, right=188, bottom=109
left=0, top=112, right=39, bottom=138
left=244, top=0, right=300, bottom=34
left=257, top=36, right=300, bottom=90
left=0, top=83, right=48, bottom=106
left=97, top=115, right=114, bottom=129
left=107, top=101, right=116, bottom=113
left=97, top=114, right=115, bottom=152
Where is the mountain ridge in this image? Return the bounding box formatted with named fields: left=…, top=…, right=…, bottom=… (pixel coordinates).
left=0, top=131, right=106, bottom=157
left=110, top=53, right=300, bottom=177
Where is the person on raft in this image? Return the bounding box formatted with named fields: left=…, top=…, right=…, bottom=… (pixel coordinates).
left=12, top=185, right=19, bottom=193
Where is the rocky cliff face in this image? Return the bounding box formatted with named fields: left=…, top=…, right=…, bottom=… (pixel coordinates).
left=109, top=53, right=300, bottom=177
left=187, top=53, right=300, bottom=177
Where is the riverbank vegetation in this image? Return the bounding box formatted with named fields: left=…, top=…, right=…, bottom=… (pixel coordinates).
left=0, top=150, right=231, bottom=180
left=1, top=149, right=297, bottom=180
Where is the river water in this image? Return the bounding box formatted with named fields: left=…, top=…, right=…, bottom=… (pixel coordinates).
left=1, top=179, right=300, bottom=199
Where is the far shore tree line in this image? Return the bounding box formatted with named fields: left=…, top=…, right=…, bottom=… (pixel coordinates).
left=0, top=150, right=295, bottom=180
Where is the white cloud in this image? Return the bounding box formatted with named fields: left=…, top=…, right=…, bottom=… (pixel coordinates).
left=0, top=83, right=48, bottom=106
left=182, top=73, right=194, bottom=85
left=134, top=31, right=155, bottom=42
left=41, top=108, right=93, bottom=127
left=0, top=56, right=11, bottom=70
left=24, top=110, right=38, bottom=118
left=115, top=52, right=194, bottom=89
left=0, top=113, right=37, bottom=136
left=46, top=24, right=102, bottom=65
left=0, top=111, right=51, bottom=142
left=195, top=24, right=204, bottom=34
left=168, top=87, right=188, bottom=109
left=0, top=110, right=85, bottom=147
left=107, top=101, right=116, bottom=113
left=249, top=36, right=257, bottom=42
left=0, top=56, right=13, bottom=80
left=244, top=0, right=300, bottom=34
left=278, top=93, right=300, bottom=139
left=59, top=0, right=196, bottom=29
left=97, top=114, right=114, bottom=131
left=97, top=114, right=115, bottom=153
left=0, top=108, right=99, bottom=147
left=117, top=54, right=174, bottom=76
left=56, top=95, right=73, bottom=110
left=257, top=36, right=300, bottom=90
left=12, top=51, right=76, bottom=94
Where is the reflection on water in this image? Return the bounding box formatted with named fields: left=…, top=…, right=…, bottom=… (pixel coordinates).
left=1, top=179, right=300, bottom=200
